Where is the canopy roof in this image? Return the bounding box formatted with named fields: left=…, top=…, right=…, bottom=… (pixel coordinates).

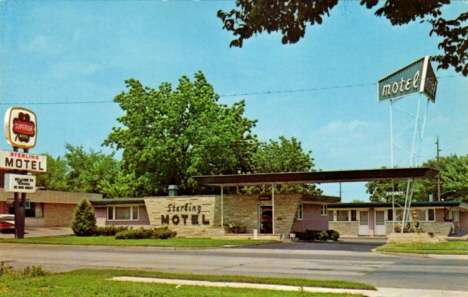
left=193, top=167, right=438, bottom=187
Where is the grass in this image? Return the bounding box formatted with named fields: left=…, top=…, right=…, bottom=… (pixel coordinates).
left=0, top=235, right=276, bottom=248
left=0, top=268, right=374, bottom=296
left=376, top=241, right=468, bottom=254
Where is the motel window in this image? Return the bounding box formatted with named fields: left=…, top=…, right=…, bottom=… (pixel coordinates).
left=321, top=205, right=327, bottom=216
left=297, top=204, right=303, bottom=220
left=107, top=206, right=139, bottom=221
left=337, top=210, right=349, bottom=221
left=449, top=210, right=459, bottom=222
left=350, top=210, right=357, bottom=221
left=428, top=209, right=435, bottom=221
left=387, top=209, right=393, bottom=221
left=416, top=210, right=426, bottom=221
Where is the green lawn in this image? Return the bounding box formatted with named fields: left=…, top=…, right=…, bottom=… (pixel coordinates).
left=0, top=235, right=276, bottom=248
left=0, top=269, right=373, bottom=296
left=376, top=241, right=468, bottom=254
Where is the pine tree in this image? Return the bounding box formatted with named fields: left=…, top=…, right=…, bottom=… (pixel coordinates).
left=71, top=199, right=97, bottom=236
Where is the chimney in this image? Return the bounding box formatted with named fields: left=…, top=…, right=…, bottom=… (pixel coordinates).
left=168, top=185, right=178, bottom=196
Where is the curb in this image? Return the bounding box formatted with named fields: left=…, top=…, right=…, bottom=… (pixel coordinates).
left=372, top=249, right=468, bottom=259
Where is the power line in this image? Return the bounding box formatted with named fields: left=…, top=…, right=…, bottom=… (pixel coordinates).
left=0, top=74, right=464, bottom=106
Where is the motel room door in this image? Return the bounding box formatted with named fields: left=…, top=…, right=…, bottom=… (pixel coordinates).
left=374, top=210, right=386, bottom=236
left=259, top=205, right=273, bottom=234
left=358, top=211, right=369, bottom=236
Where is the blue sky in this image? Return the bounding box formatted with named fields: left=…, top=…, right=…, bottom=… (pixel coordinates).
left=1, top=1, right=467, bottom=201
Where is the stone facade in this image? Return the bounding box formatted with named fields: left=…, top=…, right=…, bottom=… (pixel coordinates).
left=44, top=203, right=76, bottom=227
left=145, top=196, right=223, bottom=238
left=328, top=221, right=359, bottom=236
left=385, top=221, right=453, bottom=235
left=222, top=194, right=301, bottom=236
left=387, top=233, right=447, bottom=244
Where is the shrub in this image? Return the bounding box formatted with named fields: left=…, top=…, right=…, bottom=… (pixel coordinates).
left=318, top=231, right=329, bottom=241
left=71, top=199, right=97, bottom=236
left=94, top=226, right=129, bottom=236
left=295, top=229, right=339, bottom=241
left=115, top=227, right=176, bottom=240
left=327, top=230, right=340, bottom=241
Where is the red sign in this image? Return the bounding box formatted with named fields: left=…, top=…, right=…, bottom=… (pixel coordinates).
left=13, top=121, right=35, bottom=135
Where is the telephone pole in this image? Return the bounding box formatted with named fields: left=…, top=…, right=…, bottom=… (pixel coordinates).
left=436, top=136, right=441, bottom=202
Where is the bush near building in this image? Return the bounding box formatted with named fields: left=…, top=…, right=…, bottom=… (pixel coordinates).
left=71, top=199, right=97, bottom=236
left=115, top=227, right=177, bottom=240
left=295, top=230, right=340, bottom=241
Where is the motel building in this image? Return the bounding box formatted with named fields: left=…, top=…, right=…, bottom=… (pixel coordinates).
left=90, top=167, right=468, bottom=239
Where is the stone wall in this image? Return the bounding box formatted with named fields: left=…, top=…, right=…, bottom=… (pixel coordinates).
left=386, top=221, right=453, bottom=236
left=44, top=203, right=76, bottom=227
left=145, top=196, right=223, bottom=238
left=329, top=221, right=358, bottom=237
left=222, top=194, right=301, bottom=236
left=387, top=233, right=447, bottom=244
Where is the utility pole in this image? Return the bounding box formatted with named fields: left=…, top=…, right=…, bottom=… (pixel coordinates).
left=436, top=135, right=441, bottom=202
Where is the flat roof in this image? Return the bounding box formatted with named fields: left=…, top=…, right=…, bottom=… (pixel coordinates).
left=329, top=201, right=468, bottom=209
left=193, top=167, right=438, bottom=187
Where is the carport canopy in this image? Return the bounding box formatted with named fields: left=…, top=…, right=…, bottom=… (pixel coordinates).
left=193, top=167, right=438, bottom=187
left=193, top=167, right=438, bottom=235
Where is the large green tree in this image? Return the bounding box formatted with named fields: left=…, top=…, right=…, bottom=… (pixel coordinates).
left=245, top=136, right=322, bottom=194
left=64, top=144, right=121, bottom=195
left=36, top=154, right=69, bottom=191
left=218, top=1, right=468, bottom=76
left=365, top=154, right=468, bottom=202
left=103, top=72, right=257, bottom=196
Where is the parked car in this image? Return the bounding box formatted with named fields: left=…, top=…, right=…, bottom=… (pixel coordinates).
left=0, top=214, right=15, bottom=233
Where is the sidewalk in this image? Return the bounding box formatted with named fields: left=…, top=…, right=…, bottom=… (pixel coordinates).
left=0, top=227, right=73, bottom=238
left=112, top=276, right=468, bottom=297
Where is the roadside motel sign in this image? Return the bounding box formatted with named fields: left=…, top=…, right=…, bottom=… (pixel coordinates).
left=0, top=150, right=47, bottom=172
left=378, top=56, right=438, bottom=103
left=4, top=173, right=36, bottom=194
left=4, top=107, right=37, bottom=149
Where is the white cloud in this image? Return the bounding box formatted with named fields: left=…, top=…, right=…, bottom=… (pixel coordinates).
left=23, top=34, right=63, bottom=54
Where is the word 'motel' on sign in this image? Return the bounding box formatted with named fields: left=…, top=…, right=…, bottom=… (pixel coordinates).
left=0, top=151, right=47, bottom=172
left=161, top=203, right=210, bottom=226
left=378, top=56, right=438, bottom=103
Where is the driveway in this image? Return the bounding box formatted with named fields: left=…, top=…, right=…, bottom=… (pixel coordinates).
left=0, top=227, right=73, bottom=238
left=239, top=238, right=387, bottom=252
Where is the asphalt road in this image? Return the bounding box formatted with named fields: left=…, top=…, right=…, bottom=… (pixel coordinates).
left=1, top=241, right=468, bottom=292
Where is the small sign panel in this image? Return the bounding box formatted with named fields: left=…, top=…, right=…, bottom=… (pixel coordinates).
left=259, top=195, right=271, bottom=201
left=4, top=173, right=36, bottom=193
left=4, top=107, right=37, bottom=149
left=0, top=150, right=47, bottom=172
left=411, top=210, right=419, bottom=218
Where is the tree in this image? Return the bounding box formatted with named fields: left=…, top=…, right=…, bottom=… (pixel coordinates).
left=103, top=72, right=257, bottom=197
left=36, top=154, right=69, bottom=191
left=64, top=144, right=120, bottom=196
left=245, top=136, right=322, bottom=194
left=71, top=199, right=97, bottom=236
left=365, top=154, right=468, bottom=202
left=218, top=1, right=468, bottom=76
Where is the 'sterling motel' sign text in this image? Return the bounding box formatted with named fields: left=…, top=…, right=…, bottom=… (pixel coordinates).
left=378, top=56, right=438, bottom=102
left=0, top=150, right=47, bottom=172
left=4, top=173, right=36, bottom=193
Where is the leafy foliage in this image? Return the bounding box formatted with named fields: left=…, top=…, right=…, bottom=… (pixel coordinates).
left=36, top=154, right=69, bottom=191
left=218, top=0, right=468, bottom=76
left=114, top=227, right=177, bottom=240
left=365, top=154, right=468, bottom=202
left=245, top=136, right=322, bottom=194
left=71, top=199, right=97, bottom=236
left=103, top=72, right=258, bottom=196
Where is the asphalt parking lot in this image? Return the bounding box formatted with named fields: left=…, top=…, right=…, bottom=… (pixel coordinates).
left=0, top=227, right=73, bottom=238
